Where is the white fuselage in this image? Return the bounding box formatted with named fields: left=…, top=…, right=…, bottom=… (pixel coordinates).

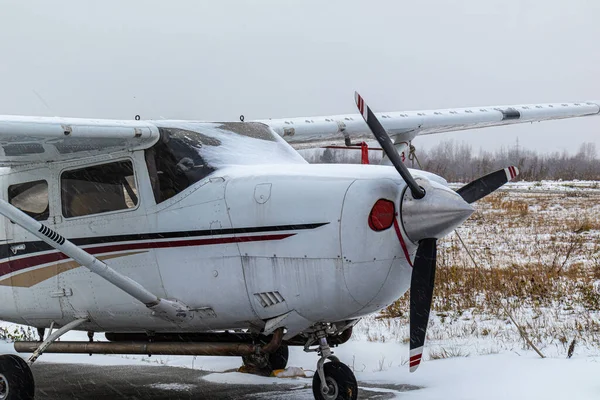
left=0, top=152, right=420, bottom=334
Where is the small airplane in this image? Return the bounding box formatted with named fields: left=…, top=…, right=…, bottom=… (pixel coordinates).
left=0, top=93, right=597, bottom=400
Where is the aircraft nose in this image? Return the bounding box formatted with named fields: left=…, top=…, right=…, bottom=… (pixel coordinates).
left=401, top=179, right=474, bottom=242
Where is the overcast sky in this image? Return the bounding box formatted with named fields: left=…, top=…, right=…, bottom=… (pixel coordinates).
left=1, top=0, right=599, bottom=153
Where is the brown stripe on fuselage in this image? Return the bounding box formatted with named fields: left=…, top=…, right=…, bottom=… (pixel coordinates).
left=0, top=251, right=148, bottom=288
left=0, top=233, right=296, bottom=288
left=0, top=233, right=295, bottom=279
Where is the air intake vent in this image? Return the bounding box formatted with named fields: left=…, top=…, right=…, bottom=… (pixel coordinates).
left=254, top=291, right=285, bottom=308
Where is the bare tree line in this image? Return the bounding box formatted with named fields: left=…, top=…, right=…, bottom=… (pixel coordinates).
left=415, top=140, right=600, bottom=182
left=301, top=140, right=600, bottom=182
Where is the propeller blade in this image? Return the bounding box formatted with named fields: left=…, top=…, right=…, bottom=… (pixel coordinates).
left=409, top=238, right=437, bottom=372
left=456, top=166, right=520, bottom=204
left=354, top=92, right=425, bottom=199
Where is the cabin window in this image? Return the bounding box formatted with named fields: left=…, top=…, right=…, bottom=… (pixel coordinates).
left=61, top=160, right=138, bottom=218
left=8, top=180, right=49, bottom=221
left=145, top=127, right=216, bottom=204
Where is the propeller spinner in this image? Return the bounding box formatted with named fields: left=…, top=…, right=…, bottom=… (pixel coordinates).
left=354, top=92, right=520, bottom=372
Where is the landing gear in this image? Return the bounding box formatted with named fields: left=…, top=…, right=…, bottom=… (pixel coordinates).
left=0, top=354, right=35, bottom=400
left=312, top=361, right=357, bottom=400
left=4, top=319, right=87, bottom=400
left=242, top=343, right=289, bottom=373
left=307, top=325, right=357, bottom=400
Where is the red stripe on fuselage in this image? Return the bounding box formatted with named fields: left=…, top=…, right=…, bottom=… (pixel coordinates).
left=393, top=218, right=413, bottom=267
left=0, top=233, right=295, bottom=278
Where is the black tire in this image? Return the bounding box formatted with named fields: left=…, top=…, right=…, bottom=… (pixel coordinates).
left=268, top=344, right=289, bottom=371
left=312, top=361, right=357, bottom=400
left=0, top=354, right=35, bottom=400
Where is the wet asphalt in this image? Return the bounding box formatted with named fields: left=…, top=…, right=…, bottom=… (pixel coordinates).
left=31, top=363, right=418, bottom=399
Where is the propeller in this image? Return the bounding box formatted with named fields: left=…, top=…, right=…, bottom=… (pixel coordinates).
left=409, top=238, right=436, bottom=372
left=354, top=92, right=520, bottom=373
left=354, top=92, right=425, bottom=199
left=456, top=166, right=519, bottom=204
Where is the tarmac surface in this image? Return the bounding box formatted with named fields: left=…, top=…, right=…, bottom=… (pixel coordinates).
left=31, top=362, right=419, bottom=399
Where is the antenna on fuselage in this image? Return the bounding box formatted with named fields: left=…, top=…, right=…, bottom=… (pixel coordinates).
left=239, top=115, right=245, bottom=122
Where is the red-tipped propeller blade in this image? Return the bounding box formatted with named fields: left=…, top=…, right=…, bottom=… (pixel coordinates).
left=409, top=238, right=437, bottom=372
left=354, top=92, right=425, bottom=199
left=456, top=166, right=520, bottom=204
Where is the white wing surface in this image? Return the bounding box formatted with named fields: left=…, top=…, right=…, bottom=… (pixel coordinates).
left=257, top=101, right=600, bottom=147
left=0, top=99, right=597, bottom=165
left=0, top=115, right=159, bottom=165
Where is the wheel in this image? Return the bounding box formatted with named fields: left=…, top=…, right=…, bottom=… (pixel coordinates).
left=312, top=361, right=357, bottom=400
left=268, top=344, right=289, bottom=371
left=241, top=344, right=289, bottom=373
left=0, top=355, right=35, bottom=400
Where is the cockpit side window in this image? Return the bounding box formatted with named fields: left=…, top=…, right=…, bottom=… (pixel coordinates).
left=61, top=160, right=138, bottom=218
left=8, top=180, right=49, bottom=221
left=145, top=128, right=216, bottom=204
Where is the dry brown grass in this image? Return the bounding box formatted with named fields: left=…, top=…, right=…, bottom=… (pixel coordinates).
left=382, top=261, right=600, bottom=320
left=569, top=217, right=600, bottom=233
left=382, top=189, right=600, bottom=320
left=485, top=194, right=529, bottom=216
left=428, top=347, right=470, bottom=360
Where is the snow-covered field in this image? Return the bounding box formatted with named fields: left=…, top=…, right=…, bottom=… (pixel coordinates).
left=1, top=332, right=597, bottom=399
left=2, top=180, right=600, bottom=399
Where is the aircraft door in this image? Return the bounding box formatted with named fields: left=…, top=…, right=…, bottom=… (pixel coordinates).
left=3, top=169, right=64, bottom=324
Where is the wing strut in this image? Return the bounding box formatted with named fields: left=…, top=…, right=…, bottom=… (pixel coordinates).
left=0, top=199, right=193, bottom=325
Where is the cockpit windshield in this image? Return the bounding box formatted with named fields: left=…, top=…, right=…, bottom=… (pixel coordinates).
left=145, top=122, right=305, bottom=204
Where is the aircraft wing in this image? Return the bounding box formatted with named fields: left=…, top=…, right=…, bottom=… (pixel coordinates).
left=0, top=100, right=597, bottom=165
left=257, top=101, right=600, bottom=147
left=0, top=115, right=159, bottom=165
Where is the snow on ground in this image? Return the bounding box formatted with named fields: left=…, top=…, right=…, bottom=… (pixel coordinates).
left=147, top=383, right=197, bottom=391
left=1, top=180, right=600, bottom=398
left=365, top=353, right=600, bottom=400
left=1, top=325, right=599, bottom=399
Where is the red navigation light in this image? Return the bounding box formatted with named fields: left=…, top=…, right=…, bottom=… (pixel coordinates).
left=368, top=199, right=395, bottom=231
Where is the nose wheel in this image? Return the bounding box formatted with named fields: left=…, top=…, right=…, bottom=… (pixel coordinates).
left=0, top=354, right=35, bottom=400
left=309, top=330, right=357, bottom=400
left=312, top=361, right=357, bottom=400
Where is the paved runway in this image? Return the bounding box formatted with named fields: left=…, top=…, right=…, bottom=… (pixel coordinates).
left=32, top=363, right=418, bottom=399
